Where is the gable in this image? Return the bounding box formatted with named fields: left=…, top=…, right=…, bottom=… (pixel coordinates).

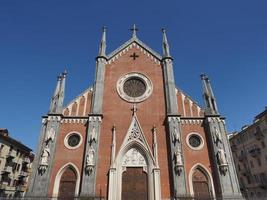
left=107, top=37, right=162, bottom=65
left=176, top=88, right=204, bottom=117
left=62, top=87, right=93, bottom=117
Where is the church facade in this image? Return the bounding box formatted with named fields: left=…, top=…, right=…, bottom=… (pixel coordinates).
left=27, top=26, right=243, bottom=199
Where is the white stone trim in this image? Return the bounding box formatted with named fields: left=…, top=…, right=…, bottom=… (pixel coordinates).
left=52, top=162, right=80, bottom=198
left=64, top=132, right=83, bottom=150
left=188, top=163, right=215, bottom=198
left=108, top=115, right=161, bottom=200
left=116, top=72, right=153, bottom=103
left=181, top=93, right=186, bottom=116
left=186, top=132, right=205, bottom=151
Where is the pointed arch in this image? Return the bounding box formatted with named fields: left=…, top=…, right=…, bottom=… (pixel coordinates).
left=188, top=163, right=215, bottom=198
left=108, top=115, right=161, bottom=200
left=52, top=162, right=80, bottom=198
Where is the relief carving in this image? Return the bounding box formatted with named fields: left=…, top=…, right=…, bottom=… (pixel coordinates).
left=89, top=126, right=97, bottom=144
left=213, top=127, right=222, bottom=145
left=173, top=148, right=183, bottom=175
left=38, top=145, right=50, bottom=175
left=172, top=127, right=180, bottom=145
left=85, top=147, right=95, bottom=175
left=217, top=148, right=228, bottom=175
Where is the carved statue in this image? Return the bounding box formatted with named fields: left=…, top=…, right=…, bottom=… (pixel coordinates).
left=85, top=147, right=95, bottom=175
left=217, top=148, right=227, bottom=165
left=217, top=148, right=228, bottom=175
left=174, top=148, right=183, bottom=175
left=172, top=127, right=180, bottom=145
left=38, top=145, right=50, bottom=175
left=89, top=126, right=97, bottom=143
left=45, top=128, right=55, bottom=144
left=213, top=127, right=222, bottom=144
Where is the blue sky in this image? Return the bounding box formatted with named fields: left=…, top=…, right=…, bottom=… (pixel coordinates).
left=0, top=0, right=266, bottom=150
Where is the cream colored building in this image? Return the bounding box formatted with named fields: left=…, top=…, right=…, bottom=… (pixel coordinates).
left=0, top=128, right=34, bottom=198
left=230, top=108, right=267, bottom=199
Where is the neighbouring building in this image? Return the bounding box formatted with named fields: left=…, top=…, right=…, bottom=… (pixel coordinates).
left=27, top=26, right=243, bottom=199
left=230, top=107, right=267, bottom=199
left=0, top=128, right=34, bottom=198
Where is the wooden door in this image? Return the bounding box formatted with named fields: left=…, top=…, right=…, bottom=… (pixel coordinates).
left=58, top=167, right=77, bottom=200
left=192, top=168, right=211, bottom=199
left=121, top=167, right=148, bottom=200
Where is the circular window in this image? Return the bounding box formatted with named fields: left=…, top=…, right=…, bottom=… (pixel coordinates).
left=64, top=132, right=83, bottom=150
left=123, top=77, right=146, bottom=98
left=117, top=72, right=153, bottom=103
left=68, top=134, right=81, bottom=147
left=189, top=135, right=201, bottom=148
left=186, top=133, right=204, bottom=150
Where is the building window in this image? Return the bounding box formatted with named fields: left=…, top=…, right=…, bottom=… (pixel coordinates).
left=257, top=158, right=262, bottom=166
left=117, top=72, right=153, bottom=103
left=254, top=174, right=259, bottom=182
left=261, top=141, right=265, bottom=148
left=250, top=160, right=254, bottom=168
left=64, top=132, right=83, bottom=150
left=238, top=164, right=241, bottom=171
left=186, top=132, right=204, bottom=150
left=16, top=164, right=20, bottom=171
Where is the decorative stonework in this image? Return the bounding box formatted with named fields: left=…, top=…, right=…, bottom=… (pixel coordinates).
left=117, top=72, right=153, bottom=103
left=38, top=126, right=58, bottom=175
left=217, top=148, right=228, bottom=175
left=128, top=121, right=143, bottom=143
left=85, top=147, right=95, bottom=175
left=122, top=148, right=146, bottom=167
left=107, top=41, right=161, bottom=65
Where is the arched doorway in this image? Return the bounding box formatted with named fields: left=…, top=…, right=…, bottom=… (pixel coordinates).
left=121, top=167, right=148, bottom=200
left=58, top=166, right=77, bottom=200
left=192, top=168, right=211, bottom=199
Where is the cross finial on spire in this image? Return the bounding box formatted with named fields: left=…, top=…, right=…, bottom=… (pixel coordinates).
left=131, top=104, right=137, bottom=116
left=130, top=24, right=138, bottom=38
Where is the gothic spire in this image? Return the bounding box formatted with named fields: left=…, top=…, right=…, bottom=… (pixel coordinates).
left=162, top=28, right=171, bottom=58
left=98, top=26, right=107, bottom=57
left=201, top=74, right=219, bottom=115
left=49, top=70, right=67, bottom=114
left=130, top=24, right=138, bottom=38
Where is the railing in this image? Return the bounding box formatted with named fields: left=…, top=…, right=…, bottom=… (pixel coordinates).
left=0, top=183, right=7, bottom=190
left=23, top=157, right=31, bottom=163
left=19, top=171, right=28, bottom=177
left=3, top=166, right=12, bottom=173
left=16, top=185, right=27, bottom=191
left=7, top=150, right=16, bottom=158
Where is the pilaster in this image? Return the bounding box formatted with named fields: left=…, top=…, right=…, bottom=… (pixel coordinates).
left=80, top=115, right=102, bottom=197
left=204, top=116, right=243, bottom=199
left=167, top=116, right=187, bottom=198
left=27, top=115, right=62, bottom=197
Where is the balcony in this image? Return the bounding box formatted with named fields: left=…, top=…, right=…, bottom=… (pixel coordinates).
left=3, top=166, right=12, bottom=174
left=0, top=183, right=8, bottom=190
left=19, top=171, right=28, bottom=177
left=6, top=150, right=16, bottom=158
left=23, top=156, right=30, bottom=163
left=16, top=185, right=26, bottom=192
left=249, top=147, right=261, bottom=157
